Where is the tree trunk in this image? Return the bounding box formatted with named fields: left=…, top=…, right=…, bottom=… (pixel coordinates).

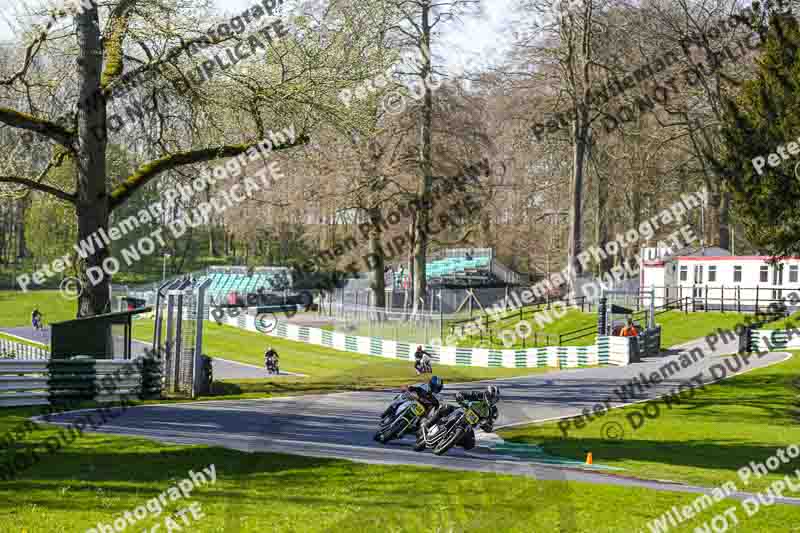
left=567, top=122, right=588, bottom=291
left=412, top=1, right=433, bottom=315
left=75, top=5, right=110, bottom=318
left=595, top=165, right=607, bottom=276
left=368, top=208, right=386, bottom=313
left=718, top=191, right=731, bottom=250
left=16, top=197, right=27, bottom=259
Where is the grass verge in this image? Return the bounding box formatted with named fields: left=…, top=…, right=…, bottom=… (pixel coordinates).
left=131, top=319, right=555, bottom=399
left=500, top=351, right=800, bottom=494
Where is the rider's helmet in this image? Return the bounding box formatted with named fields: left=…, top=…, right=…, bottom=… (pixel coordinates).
left=429, top=375, right=443, bottom=394
left=484, top=385, right=500, bottom=405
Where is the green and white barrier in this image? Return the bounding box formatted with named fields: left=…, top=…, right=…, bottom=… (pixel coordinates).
left=749, top=329, right=800, bottom=352
left=215, top=314, right=637, bottom=368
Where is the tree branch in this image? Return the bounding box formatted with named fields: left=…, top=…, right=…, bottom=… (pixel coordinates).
left=0, top=107, right=75, bottom=148
left=0, top=175, right=76, bottom=203
left=109, top=133, right=310, bottom=209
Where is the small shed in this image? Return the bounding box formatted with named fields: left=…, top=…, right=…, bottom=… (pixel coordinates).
left=51, top=307, right=152, bottom=360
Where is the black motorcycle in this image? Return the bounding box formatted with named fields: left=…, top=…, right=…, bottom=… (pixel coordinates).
left=414, top=354, right=432, bottom=374
left=416, top=400, right=488, bottom=456
left=374, top=392, right=428, bottom=444
left=265, top=357, right=279, bottom=375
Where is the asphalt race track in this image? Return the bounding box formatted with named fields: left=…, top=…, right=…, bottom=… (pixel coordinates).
left=37, top=331, right=800, bottom=505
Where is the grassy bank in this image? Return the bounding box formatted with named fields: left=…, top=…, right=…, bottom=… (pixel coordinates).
left=131, top=319, right=555, bottom=398
left=448, top=308, right=749, bottom=350
left=500, top=351, right=800, bottom=494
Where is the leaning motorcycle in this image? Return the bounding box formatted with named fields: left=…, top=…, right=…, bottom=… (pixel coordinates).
left=417, top=400, right=490, bottom=456
left=374, top=392, right=428, bottom=444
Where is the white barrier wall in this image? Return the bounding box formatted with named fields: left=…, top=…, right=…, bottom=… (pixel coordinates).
left=750, top=329, right=800, bottom=351
left=216, top=315, right=634, bottom=369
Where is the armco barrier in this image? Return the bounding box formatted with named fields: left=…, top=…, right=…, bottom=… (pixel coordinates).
left=215, top=314, right=635, bottom=368
left=0, top=357, right=161, bottom=407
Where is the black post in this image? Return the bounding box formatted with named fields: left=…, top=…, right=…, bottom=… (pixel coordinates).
left=756, top=285, right=759, bottom=314
left=597, top=297, right=607, bottom=337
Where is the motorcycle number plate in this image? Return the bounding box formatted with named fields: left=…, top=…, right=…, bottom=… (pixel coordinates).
left=412, top=402, right=425, bottom=416
left=465, top=409, right=480, bottom=425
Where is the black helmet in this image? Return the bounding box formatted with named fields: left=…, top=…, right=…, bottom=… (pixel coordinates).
left=485, top=385, right=500, bottom=405
left=429, top=375, right=443, bottom=394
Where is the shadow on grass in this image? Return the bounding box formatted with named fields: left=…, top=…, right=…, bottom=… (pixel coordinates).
left=208, top=381, right=243, bottom=396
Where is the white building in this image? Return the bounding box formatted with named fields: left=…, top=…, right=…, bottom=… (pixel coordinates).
left=639, top=245, right=800, bottom=312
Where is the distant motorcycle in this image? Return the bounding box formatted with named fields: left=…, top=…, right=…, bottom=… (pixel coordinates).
left=415, top=354, right=432, bottom=374
left=374, top=391, right=428, bottom=444
left=265, top=357, right=279, bottom=375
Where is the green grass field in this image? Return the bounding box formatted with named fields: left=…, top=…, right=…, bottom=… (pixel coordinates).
left=448, top=308, right=749, bottom=350
left=500, top=351, right=800, bottom=494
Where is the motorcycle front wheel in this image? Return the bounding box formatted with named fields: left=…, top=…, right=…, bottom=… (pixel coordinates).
left=433, top=425, right=465, bottom=456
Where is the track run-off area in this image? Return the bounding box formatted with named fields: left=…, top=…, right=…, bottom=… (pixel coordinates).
left=39, top=333, right=800, bottom=505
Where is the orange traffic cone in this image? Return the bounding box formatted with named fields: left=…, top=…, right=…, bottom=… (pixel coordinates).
left=585, top=452, right=593, bottom=465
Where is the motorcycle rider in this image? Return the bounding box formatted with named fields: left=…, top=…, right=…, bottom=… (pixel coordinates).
left=380, top=375, right=444, bottom=421
left=264, top=346, right=279, bottom=374
left=415, top=385, right=501, bottom=452
left=31, top=308, right=42, bottom=330
left=414, top=345, right=432, bottom=374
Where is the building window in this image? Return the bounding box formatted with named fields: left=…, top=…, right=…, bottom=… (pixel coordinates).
left=693, top=265, right=703, bottom=284
left=790, top=265, right=799, bottom=283
left=760, top=265, right=769, bottom=283
left=708, top=266, right=717, bottom=282
left=734, top=266, right=742, bottom=282
left=680, top=265, right=687, bottom=281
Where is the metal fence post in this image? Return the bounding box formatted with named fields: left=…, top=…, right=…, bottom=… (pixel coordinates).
left=756, top=285, right=759, bottom=313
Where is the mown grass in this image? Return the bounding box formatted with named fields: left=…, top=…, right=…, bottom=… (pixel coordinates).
left=131, top=319, right=554, bottom=398
left=0, top=290, right=76, bottom=328
left=1, top=404, right=799, bottom=532
left=500, top=351, right=800, bottom=494
left=449, top=308, right=749, bottom=350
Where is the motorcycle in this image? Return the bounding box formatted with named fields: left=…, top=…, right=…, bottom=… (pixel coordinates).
left=374, top=392, right=428, bottom=444
left=265, top=357, right=279, bottom=375
left=415, top=354, right=432, bottom=374
left=416, top=400, right=489, bottom=456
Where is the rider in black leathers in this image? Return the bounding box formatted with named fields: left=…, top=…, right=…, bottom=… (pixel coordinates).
left=264, top=347, right=279, bottom=374
left=414, top=345, right=431, bottom=374
left=416, top=386, right=500, bottom=451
